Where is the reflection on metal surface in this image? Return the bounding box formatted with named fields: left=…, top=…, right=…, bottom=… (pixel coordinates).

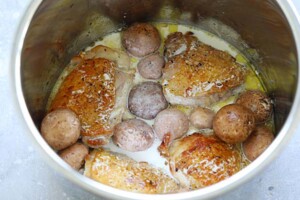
left=17, top=0, right=299, bottom=199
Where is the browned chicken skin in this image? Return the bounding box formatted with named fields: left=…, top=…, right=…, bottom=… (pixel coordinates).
left=168, top=133, right=241, bottom=189
left=163, top=32, right=247, bottom=106
left=50, top=57, right=116, bottom=147
left=85, top=149, right=180, bottom=194
left=49, top=45, right=133, bottom=148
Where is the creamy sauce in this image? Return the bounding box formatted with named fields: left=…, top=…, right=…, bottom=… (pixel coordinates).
left=48, top=23, right=267, bottom=177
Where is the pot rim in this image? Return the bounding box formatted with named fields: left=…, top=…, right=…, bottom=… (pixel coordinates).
left=12, top=0, right=300, bottom=199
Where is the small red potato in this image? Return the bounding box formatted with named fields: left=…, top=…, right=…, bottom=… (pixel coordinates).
left=128, top=81, right=168, bottom=119
left=113, top=119, right=155, bottom=152
left=213, top=104, right=255, bottom=144
left=236, top=90, right=272, bottom=123
left=59, top=143, right=89, bottom=170
left=190, top=107, right=215, bottom=129
left=41, top=109, right=81, bottom=150
left=154, top=108, right=189, bottom=141
left=122, top=23, right=161, bottom=57
left=243, top=126, right=274, bottom=161
left=137, top=53, right=164, bottom=79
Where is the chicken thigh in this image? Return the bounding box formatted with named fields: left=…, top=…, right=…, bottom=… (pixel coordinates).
left=84, top=149, right=180, bottom=194
left=163, top=32, right=246, bottom=106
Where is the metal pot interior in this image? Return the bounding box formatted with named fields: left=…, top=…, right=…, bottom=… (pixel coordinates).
left=19, top=0, right=298, bottom=197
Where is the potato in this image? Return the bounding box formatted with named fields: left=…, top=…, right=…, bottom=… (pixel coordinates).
left=153, top=108, right=189, bottom=141
left=113, top=119, right=155, bottom=151
left=243, top=126, right=274, bottom=161
left=59, top=143, right=89, bottom=170
left=213, top=104, right=255, bottom=144
left=128, top=81, right=168, bottom=119
left=236, top=90, right=272, bottom=123
left=122, top=23, right=161, bottom=57
left=41, top=109, right=81, bottom=150
left=190, top=107, right=215, bottom=129
left=137, top=53, right=164, bottom=79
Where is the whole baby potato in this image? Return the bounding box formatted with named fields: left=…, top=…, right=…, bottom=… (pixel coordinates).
left=236, top=90, right=272, bottom=123
left=137, top=53, right=165, bottom=79
left=213, top=104, right=255, bottom=144
left=113, top=119, right=155, bottom=152
left=154, top=108, right=189, bottom=141
left=190, top=107, right=215, bottom=129
left=41, top=109, right=81, bottom=150
left=59, top=143, right=89, bottom=170
left=242, top=126, right=274, bottom=161
left=122, top=23, right=161, bottom=57
left=128, top=81, right=168, bottom=119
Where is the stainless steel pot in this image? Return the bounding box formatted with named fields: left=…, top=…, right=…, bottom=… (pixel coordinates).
left=13, top=0, right=300, bottom=199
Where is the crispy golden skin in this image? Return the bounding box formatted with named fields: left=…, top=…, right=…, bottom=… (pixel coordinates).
left=168, top=133, right=241, bottom=189
left=163, top=32, right=247, bottom=106
left=84, top=149, right=180, bottom=194
left=50, top=57, right=116, bottom=147
left=49, top=45, right=133, bottom=148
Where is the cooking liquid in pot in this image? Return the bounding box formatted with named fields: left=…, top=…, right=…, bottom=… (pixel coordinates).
left=47, top=23, right=273, bottom=189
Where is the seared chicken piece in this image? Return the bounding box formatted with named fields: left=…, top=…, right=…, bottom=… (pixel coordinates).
left=50, top=57, right=116, bottom=147
left=83, top=45, right=134, bottom=128
left=168, top=133, right=241, bottom=189
left=82, top=45, right=131, bottom=70
left=84, top=149, right=180, bottom=194
left=164, top=31, right=198, bottom=59
left=163, top=32, right=246, bottom=106
left=50, top=45, right=133, bottom=148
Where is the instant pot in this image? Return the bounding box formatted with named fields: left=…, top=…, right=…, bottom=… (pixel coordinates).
left=13, top=0, right=300, bottom=199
